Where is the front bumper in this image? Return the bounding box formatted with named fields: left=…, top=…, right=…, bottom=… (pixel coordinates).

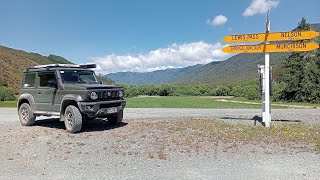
left=78, top=99, right=126, bottom=118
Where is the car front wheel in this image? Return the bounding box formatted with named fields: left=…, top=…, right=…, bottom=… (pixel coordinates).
left=64, top=105, right=82, bottom=133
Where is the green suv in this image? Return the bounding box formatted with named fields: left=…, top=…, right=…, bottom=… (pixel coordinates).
left=17, top=64, right=126, bottom=133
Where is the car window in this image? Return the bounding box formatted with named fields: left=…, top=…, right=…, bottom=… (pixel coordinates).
left=60, top=70, right=98, bottom=84
left=24, top=73, right=36, bottom=88
left=38, top=72, right=56, bottom=87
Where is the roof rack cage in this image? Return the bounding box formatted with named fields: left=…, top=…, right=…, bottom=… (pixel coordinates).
left=31, top=64, right=97, bottom=69
left=80, top=64, right=97, bottom=69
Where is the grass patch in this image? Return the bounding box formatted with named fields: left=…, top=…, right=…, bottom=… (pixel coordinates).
left=0, top=101, right=17, bottom=108
left=231, top=97, right=320, bottom=108
left=149, top=118, right=320, bottom=153
left=2, top=96, right=317, bottom=109
left=126, top=96, right=286, bottom=109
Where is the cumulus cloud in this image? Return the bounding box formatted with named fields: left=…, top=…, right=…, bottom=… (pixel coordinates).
left=207, top=15, right=228, bottom=26
left=243, top=0, right=279, bottom=17
left=89, top=42, right=229, bottom=74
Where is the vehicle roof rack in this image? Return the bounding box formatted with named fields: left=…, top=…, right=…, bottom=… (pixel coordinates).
left=31, top=64, right=97, bottom=69
left=33, top=64, right=80, bottom=69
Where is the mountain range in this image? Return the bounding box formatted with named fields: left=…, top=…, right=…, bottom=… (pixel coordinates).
left=106, top=64, right=203, bottom=85
left=106, top=23, right=320, bottom=85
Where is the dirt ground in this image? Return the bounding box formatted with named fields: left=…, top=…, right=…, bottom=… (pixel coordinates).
left=0, top=108, right=319, bottom=179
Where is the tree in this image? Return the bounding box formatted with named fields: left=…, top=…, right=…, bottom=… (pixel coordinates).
left=281, top=17, right=320, bottom=103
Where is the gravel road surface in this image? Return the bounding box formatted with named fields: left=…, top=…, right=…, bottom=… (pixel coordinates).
left=2, top=108, right=320, bottom=124
left=0, top=108, right=319, bottom=180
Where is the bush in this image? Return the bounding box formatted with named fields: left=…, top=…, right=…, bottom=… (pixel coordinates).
left=0, top=86, right=16, bottom=101
left=272, top=82, right=287, bottom=101
left=231, top=81, right=260, bottom=100
left=215, top=85, right=231, bottom=96
left=243, top=85, right=260, bottom=100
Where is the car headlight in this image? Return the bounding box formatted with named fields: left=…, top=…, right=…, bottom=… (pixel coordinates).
left=119, top=90, right=124, bottom=98
left=90, top=91, right=98, bottom=100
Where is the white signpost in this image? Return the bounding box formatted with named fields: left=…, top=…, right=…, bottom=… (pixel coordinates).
left=263, top=12, right=271, bottom=127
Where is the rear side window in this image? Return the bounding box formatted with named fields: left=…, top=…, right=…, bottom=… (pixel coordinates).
left=24, top=73, right=36, bottom=88
left=38, top=72, right=56, bottom=87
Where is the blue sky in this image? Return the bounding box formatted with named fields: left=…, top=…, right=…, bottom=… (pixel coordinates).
left=0, top=0, right=319, bottom=73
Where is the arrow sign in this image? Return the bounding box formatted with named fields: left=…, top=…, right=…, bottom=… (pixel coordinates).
left=223, top=30, right=319, bottom=43
left=222, top=42, right=319, bottom=54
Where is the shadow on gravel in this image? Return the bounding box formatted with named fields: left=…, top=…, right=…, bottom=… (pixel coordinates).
left=220, top=115, right=302, bottom=126
left=34, top=118, right=128, bottom=132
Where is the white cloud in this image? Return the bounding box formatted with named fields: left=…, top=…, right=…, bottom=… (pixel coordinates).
left=207, top=15, right=228, bottom=26
left=89, top=42, right=229, bottom=74
left=243, top=0, right=279, bottom=17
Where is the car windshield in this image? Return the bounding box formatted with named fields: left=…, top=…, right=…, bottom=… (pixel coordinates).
left=60, top=70, right=98, bottom=84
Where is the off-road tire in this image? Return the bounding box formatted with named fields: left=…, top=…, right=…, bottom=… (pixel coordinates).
left=108, top=110, right=123, bottom=125
left=18, top=103, right=36, bottom=126
left=64, top=105, right=82, bottom=133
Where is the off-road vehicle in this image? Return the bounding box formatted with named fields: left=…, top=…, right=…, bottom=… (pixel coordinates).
left=17, top=64, right=126, bottom=133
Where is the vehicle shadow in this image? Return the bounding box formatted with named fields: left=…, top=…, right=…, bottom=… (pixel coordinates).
left=34, top=118, right=128, bottom=132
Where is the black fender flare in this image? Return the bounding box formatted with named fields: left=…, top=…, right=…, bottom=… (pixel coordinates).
left=60, top=94, right=84, bottom=115
left=18, top=94, right=36, bottom=113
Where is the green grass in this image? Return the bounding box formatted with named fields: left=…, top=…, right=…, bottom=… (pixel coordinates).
left=126, top=96, right=264, bottom=109
left=1, top=96, right=318, bottom=109
left=0, top=101, right=17, bottom=108
left=231, top=97, right=320, bottom=108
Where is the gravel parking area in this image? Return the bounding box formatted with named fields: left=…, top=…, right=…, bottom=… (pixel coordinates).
left=2, top=108, right=320, bottom=125
left=0, top=108, right=319, bottom=179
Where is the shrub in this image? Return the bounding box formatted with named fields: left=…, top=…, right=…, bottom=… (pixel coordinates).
left=0, top=86, right=16, bottom=101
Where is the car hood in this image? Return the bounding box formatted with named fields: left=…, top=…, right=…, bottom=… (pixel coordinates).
left=84, top=84, right=122, bottom=90
left=63, top=84, right=122, bottom=90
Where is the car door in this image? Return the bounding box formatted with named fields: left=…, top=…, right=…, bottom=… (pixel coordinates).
left=34, top=71, right=61, bottom=112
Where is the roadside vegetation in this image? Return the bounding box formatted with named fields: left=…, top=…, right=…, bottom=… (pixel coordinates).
left=0, top=86, right=16, bottom=101
left=0, top=101, right=16, bottom=108
left=1, top=95, right=318, bottom=109
left=145, top=118, right=320, bottom=153
left=126, top=96, right=263, bottom=109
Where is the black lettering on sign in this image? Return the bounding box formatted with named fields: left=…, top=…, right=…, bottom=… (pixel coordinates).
left=231, top=35, right=246, bottom=41
left=280, top=31, right=302, bottom=39
left=231, top=46, right=240, bottom=51
left=231, top=35, right=237, bottom=40
left=276, top=43, right=307, bottom=49
left=248, top=34, right=259, bottom=40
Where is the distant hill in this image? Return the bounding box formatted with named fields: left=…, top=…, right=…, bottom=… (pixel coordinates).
left=106, top=64, right=203, bottom=85
left=174, top=23, right=320, bottom=84
left=0, top=45, right=73, bottom=91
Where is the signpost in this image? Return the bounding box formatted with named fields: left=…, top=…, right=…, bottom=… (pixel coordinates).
left=221, top=11, right=319, bottom=127
left=223, top=30, right=320, bottom=43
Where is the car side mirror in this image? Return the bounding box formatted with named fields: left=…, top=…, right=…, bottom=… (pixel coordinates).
left=99, top=81, right=103, bottom=84
left=48, top=80, right=58, bottom=88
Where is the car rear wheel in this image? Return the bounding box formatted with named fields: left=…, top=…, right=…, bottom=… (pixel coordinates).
left=108, top=110, right=123, bottom=125
left=18, top=103, right=36, bottom=126
left=64, top=105, right=82, bottom=133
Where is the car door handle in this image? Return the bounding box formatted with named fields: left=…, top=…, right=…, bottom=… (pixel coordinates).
left=38, top=92, right=42, bottom=95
